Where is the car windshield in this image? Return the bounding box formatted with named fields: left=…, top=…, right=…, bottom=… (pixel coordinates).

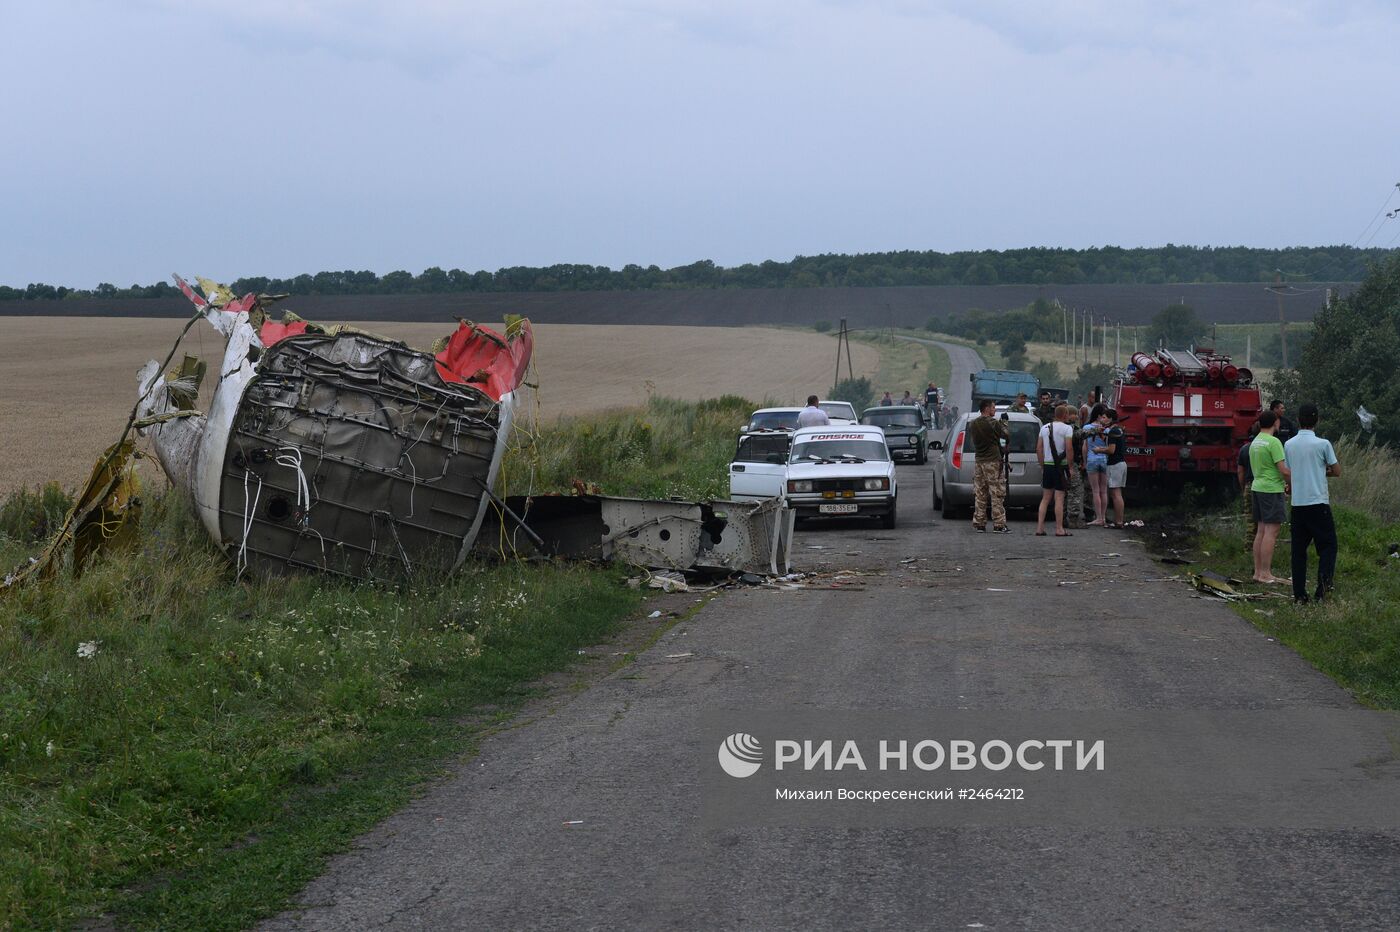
left=962, top=420, right=1041, bottom=454
left=790, top=439, right=889, bottom=463
left=734, top=433, right=791, bottom=463
left=861, top=410, right=923, bottom=428
left=748, top=411, right=798, bottom=431
left=819, top=402, right=856, bottom=420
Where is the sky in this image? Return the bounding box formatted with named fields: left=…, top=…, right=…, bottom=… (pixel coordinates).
left=3, top=0, right=1399, bottom=287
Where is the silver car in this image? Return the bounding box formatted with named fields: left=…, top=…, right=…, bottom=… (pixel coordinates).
left=932, top=410, right=1046, bottom=519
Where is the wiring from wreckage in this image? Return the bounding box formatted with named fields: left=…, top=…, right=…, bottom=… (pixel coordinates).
left=230, top=366, right=510, bottom=577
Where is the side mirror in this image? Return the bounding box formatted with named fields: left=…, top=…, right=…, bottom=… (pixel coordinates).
left=931, top=440, right=943, bottom=451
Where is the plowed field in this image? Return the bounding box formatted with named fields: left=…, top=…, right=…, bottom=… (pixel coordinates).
left=0, top=317, right=877, bottom=494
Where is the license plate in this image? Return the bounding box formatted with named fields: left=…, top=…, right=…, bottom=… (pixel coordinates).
left=818, top=503, right=859, bottom=514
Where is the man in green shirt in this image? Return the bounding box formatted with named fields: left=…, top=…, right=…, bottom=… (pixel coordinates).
left=1248, top=410, right=1292, bottom=585
left=1009, top=393, right=1031, bottom=414
left=968, top=399, right=1011, bottom=533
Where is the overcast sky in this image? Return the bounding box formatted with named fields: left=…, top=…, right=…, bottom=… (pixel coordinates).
left=3, top=0, right=1399, bottom=286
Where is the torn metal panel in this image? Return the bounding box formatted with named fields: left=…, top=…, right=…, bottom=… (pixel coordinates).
left=481, top=494, right=794, bottom=576
left=134, top=275, right=533, bottom=581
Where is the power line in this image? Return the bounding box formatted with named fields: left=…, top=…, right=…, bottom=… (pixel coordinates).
left=1352, top=181, right=1400, bottom=248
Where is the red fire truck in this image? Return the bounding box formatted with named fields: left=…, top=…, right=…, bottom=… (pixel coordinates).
left=1109, top=348, right=1262, bottom=494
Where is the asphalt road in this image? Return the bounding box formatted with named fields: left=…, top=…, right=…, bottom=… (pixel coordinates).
left=263, top=344, right=1400, bottom=930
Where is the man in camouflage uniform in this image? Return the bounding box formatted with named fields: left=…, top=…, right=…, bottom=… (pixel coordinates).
left=968, top=398, right=1011, bottom=533
left=1009, top=392, right=1031, bottom=414
left=1065, top=411, right=1088, bottom=529
left=1034, top=390, right=1057, bottom=425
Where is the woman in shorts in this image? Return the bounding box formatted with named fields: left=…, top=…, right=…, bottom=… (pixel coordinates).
left=1084, top=409, right=1111, bottom=526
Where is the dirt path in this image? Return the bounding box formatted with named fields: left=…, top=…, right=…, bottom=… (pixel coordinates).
left=0, top=318, right=877, bottom=494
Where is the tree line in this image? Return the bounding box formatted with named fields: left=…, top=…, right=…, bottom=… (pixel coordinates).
left=3, top=245, right=1393, bottom=301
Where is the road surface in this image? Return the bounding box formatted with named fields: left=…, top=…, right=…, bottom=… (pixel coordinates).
left=263, top=450, right=1398, bottom=930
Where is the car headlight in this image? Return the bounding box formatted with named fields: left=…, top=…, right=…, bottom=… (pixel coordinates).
left=862, top=478, right=889, bottom=491
left=787, top=480, right=813, bottom=493
left=908, top=436, right=919, bottom=445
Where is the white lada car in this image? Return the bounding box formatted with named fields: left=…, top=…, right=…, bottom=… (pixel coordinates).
left=783, top=426, right=897, bottom=528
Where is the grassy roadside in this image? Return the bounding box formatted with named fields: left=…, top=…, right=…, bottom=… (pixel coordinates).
left=0, top=396, right=744, bottom=930
left=852, top=333, right=951, bottom=400
left=1170, top=439, right=1400, bottom=709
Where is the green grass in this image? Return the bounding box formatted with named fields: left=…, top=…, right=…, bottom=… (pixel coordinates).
left=502, top=394, right=755, bottom=500
left=852, top=333, right=951, bottom=402
left=1178, top=438, right=1400, bottom=709
left=0, top=489, right=641, bottom=930
left=0, top=396, right=760, bottom=929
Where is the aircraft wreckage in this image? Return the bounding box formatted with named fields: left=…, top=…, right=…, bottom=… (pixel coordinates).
left=22, top=276, right=793, bottom=583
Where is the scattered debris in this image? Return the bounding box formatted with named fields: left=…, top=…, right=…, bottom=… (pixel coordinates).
left=647, top=610, right=663, bottom=619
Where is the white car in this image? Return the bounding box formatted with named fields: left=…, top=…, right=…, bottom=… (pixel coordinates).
left=818, top=400, right=858, bottom=424
left=783, top=426, right=898, bottom=528
left=729, top=430, right=792, bottom=501
left=743, top=407, right=802, bottom=433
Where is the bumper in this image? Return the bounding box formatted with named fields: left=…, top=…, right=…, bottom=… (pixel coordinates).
left=787, top=493, right=896, bottom=518
left=943, top=479, right=1044, bottom=508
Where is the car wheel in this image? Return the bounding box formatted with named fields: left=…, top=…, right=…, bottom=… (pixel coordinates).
left=932, top=477, right=943, bottom=510
left=881, top=498, right=898, bottom=529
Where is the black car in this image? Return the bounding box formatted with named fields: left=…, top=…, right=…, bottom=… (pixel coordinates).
left=860, top=406, right=929, bottom=464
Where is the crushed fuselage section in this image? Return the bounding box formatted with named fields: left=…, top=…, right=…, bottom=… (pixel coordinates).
left=220, top=331, right=506, bottom=579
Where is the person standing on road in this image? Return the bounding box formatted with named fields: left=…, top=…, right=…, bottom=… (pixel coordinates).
left=1237, top=422, right=1259, bottom=552
left=1271, top=400, right=1297, bottom=446
left=797, top=395, right=831, bottom=428
left=968, top=399, right=1011, bottom=534
left=1249, top=410, right=1292, bottom=585
left=925, top=383, right=940, bottom=427
left=1035, top=404, right=1075, bottom=537
left=901, top=390, right=915, bottom=406
left=1034, top=391, right=1056, bottom=425
left=879, top=391, right=894, bottom=406
left=1010, top=392, right=1031, bottom=414
left=1083, top=409, right=1110, bottom=526
left=1103, top=409, right=1127, bottom=528
left=1284, top=403, right=1341, bottom=604
left=1065, top=410, right=1088, bottom=530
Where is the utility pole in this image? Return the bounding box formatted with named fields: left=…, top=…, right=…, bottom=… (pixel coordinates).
left=1115, top=322, right=1121, bottom=368
left=1274, top=269, right=1288, bottom=369
left=1245, top=332, right=1252, bottom=368
left=1062, top=301, right=1068, bottom=350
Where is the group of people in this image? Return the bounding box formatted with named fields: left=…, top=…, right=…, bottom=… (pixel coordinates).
left=1032, top=392, right=1127, bottom=537
left=968, top=389, right=1128, bottom=536
left=877, top=382, right=957, bottom=430
left=1238, top=399, right=1339, bottom=604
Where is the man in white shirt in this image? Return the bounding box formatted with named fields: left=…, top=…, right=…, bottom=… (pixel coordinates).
left=1035, top=404, right=1076, bottom=537
left=797, top=395, right=831, bottom=428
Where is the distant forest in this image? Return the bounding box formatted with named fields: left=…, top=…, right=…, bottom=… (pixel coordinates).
left=4, top=245, right=1394, bottom=301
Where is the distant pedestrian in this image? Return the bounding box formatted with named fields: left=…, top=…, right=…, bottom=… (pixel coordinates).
left=900, top=390, right=915, bottom=406
left=797, top=394, right=831, bottom=428
left=1249, top=410, right=1291, bottom=585
left=1237, top=423, right=1259, bottom=552
left=1284, top=403, right=1341, bottom=604
left=950, top=404, right=960, bottom=421
left=968, top=399, right=1010, bottom=533
left=1270, top=400, right=1297, bottom=446
left=1103, top=409, right=1127, bottom=528
left=879, top=391, right=894, bottom=406
left=1009, top=392, right=1031, bottom=414
left=1035, top=404, right=1075, bottom=537
left=924, top=382, right=940, bottom=426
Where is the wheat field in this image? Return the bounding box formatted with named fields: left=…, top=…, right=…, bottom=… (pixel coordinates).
left=0, top=317, right=878, bottom=494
